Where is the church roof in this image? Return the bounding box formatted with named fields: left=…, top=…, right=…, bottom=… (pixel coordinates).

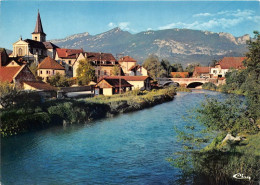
left=43, top=42, right=59, bottom=49
left=32, top=11, right=46, bottom=35
left=24, top=39, right=46, bottom=49
left=38, top=56, right=65, bottom=70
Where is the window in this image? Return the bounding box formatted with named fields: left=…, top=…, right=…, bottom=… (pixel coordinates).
left=18, top=48, right=22, bottom=56
left=68, top=60, right=71, bottom=65
left=53, top=70, right=55, bottom=74
left=104, top=70, right=107, bottom=75
left=40, top=70, right=42, bottom=74
left=98, top=70, right=100, bottom=75
left=46, top=71, right=48, bottom=74
left=11, top=62, right=14, bottom=65
left=35, top=37, right=37, bottom=40
left=213, top=70, right=217, bottom=74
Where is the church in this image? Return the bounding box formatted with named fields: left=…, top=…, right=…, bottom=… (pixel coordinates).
left=9, top=11, right=59, bottom=65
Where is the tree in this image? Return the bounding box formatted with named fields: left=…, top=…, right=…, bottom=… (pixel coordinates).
left=0, top=81, right=20, bottom=108
left=143, top=55, right=166, bottom=79
left=29, top=62, right=37, bottom=77
left=161, top=59, right=172, bottom=77
left=209, top=59, right=218, bottom=67
left=76, top=59, right=95, bottom=86
left=172, top=63, right=184, bottom=72
left=112, top=65, right=121, bottom=76
left=243, top=31, right=260, bottom=119
left=185, top=63, right=200, bottom=74
left=47, top=73, right=73, bottom=87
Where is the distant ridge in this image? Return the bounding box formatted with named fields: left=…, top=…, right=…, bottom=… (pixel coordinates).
left=50, top=27, right=249, bottom=65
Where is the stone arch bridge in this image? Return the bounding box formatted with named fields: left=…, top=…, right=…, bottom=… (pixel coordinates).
left=170, top=78, right=217, bottom=88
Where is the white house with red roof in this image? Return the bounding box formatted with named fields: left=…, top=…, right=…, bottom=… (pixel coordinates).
left=55, top=48, right=83, bottom=77
left=118, top=56, right=147, bottom=76
left=104, top=76, right=152, bottom=90
left=37, top=56, right=65, bottom=82
left=210, top=57, right=247, bottom=78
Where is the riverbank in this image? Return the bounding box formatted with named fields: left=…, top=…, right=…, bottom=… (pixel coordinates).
left=0, top=87, right=176, bottom=137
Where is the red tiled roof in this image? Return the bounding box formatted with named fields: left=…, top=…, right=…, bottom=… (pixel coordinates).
left=38, top=56, right=65, bottom=70
left=193, top=66, right=211, bottom=74
left=56, top=48, right=83, bottom=59
left=104, top=76, right=150, bottom=81
left=218, top=57, right=246, bottom=69
left=118, top=56, right=137, bottom=63
left=171, top=72, right=189, bottom=78
left=101, top=78, right=132, bottom=88
left=86, top=52, right=116, bottom=62
left=23, top=81, right=57, bottom=91
left=128, top=64, right=142, bottom=71
left=0, top=66, right=22, bottom=82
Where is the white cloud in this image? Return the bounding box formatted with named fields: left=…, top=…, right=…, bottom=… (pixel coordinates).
left=158, top=21, right=199, bottom=30
left=159, top=9, right=259, bottom=31
left=118, top=22, right=130, bottom=30
left=107, top=21, right=131, bottom=31
left=193, top=13, right=212, bottom=17
left=108, top=22, right=116, bottom=28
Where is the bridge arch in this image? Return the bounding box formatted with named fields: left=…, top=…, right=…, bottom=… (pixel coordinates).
left=187, top=82, right=204, bottom=88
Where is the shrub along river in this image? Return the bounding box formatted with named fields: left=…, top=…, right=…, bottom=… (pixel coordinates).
left=1, top=90, right=228, bottom=184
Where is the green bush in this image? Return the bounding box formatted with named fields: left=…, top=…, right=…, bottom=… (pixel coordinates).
left=202, top=82, right=217, bottom=91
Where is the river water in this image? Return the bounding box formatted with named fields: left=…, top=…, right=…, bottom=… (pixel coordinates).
left=1, top=90, right=227, bottom=185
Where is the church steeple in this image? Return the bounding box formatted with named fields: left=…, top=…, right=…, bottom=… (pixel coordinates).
left=32, top=10, right=46, bottom=42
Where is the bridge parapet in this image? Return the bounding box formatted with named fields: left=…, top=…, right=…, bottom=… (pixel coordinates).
left=170, top=78, right=218, bottom=87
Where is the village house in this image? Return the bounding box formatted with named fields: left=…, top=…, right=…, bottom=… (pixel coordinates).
left=210, top=57, right=246, bottom=78
left=171, top=72, right=189, bottom=78
left=23, top=81, right=57, bottom=91
left=95, top=77, right=132, bottom=96
left=55, top=48, right=83, bottom=77
left=37, top=56, right=65, bottom=82
left=193, top=66, right=211, bottom=78
left=0, top=64, right=36, bottom=88
left=9, top=11, right=59, bottom=65
left=118, top=56, right=147, bottom=76
left=73, top=52, right=121, bottom=78
left=104, top=76, right=152, bottom=90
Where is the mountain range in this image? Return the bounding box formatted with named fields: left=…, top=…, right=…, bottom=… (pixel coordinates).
left=51, top=28, right=250, bottom=66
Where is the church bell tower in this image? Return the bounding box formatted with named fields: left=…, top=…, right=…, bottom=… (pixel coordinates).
left=32, top=10, right=46, bottom=42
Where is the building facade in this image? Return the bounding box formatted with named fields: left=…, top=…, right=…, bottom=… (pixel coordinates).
left=73, top=52, right=120, bottom=78
left=37, top=56, right=65, bottom=82
left=10, top=11, right=58, bottom=65
left=55, top=48, right=83, bottom=77
left=210, top=57, right=246, bottom=78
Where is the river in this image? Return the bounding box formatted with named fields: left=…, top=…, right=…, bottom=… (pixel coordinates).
left=1, top=90, right=228, bottom=185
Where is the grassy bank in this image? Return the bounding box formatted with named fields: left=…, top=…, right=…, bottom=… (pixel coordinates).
left=0, top=87, right=176, bottom=137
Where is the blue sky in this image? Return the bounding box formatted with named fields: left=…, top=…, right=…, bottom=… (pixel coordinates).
left=0, top=1, right=259, bottom=50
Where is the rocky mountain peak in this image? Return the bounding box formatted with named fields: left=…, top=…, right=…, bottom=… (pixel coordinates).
left=50, top=28, right=249, bottom=65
